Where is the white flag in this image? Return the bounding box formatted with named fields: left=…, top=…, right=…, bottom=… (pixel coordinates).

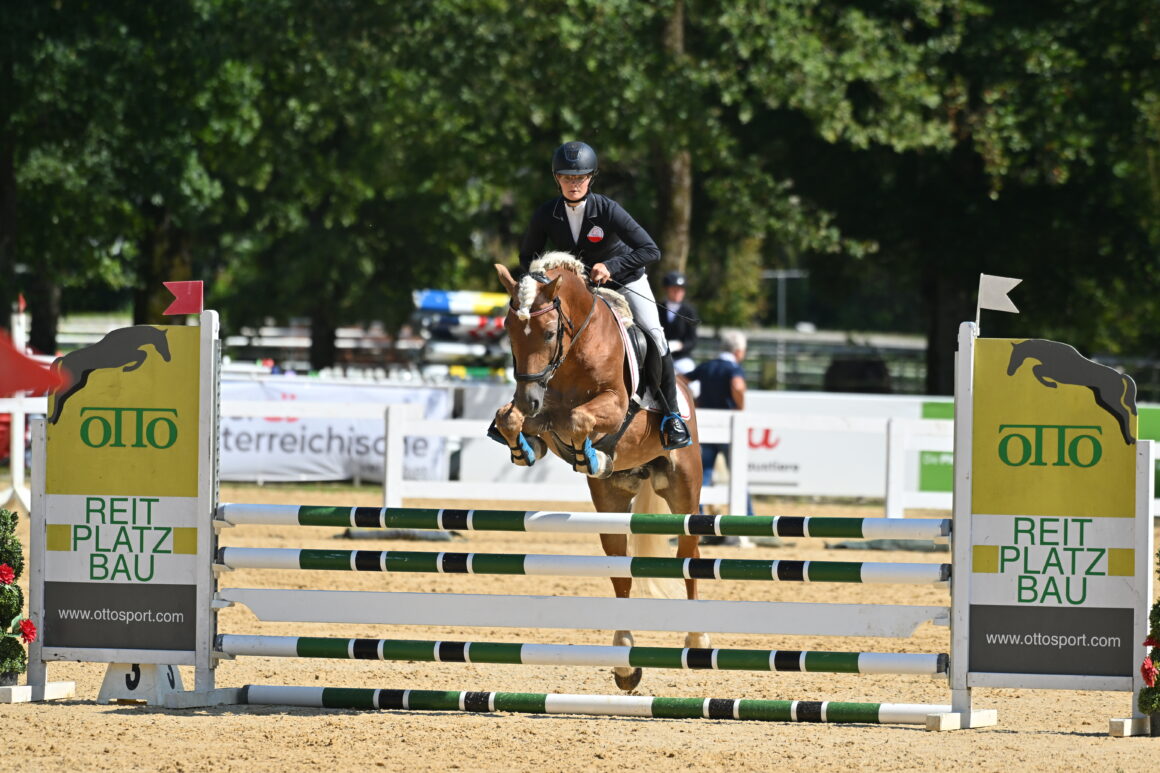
left=977, top=274, right=1022, bottom=314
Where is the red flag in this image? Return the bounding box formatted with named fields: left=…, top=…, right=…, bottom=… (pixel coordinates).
left=0, top=334, right=64, bottom=397
left=163, top=281, right=204, bottom=315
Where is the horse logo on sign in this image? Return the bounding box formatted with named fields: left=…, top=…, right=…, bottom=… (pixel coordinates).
left=1006, top=339, right=1137, bottom=446
left=48, top=327, right=172, bottom=424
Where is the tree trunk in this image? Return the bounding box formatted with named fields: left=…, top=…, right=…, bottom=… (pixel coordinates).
left=655, top=0, right=691, bottom=280
left=309, top=310, right=337, bottom=371
left=24, top=275, right=60, bottom=356
left=134, top=206, right=192, bottom=325
left=923, top=271, right=973, bottom=396
left=0, top=52, right=16, bottom=317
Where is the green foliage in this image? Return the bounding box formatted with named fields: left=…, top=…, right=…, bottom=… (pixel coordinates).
left=1140, top=548, right=1160, bottom=715
left=3, top=0, right=1159, bottom=382
left=0, top=584, right=21, bottom=629
left=0, top=535, right=23, bottom=583
left=0, top=510, right=22, bottom=582
left=0, top=636, right=27, bottom=677
left=0, top=509, right=16, bottom=537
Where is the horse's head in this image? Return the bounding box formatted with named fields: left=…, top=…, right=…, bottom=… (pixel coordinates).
left=1006, top=340, right=1026, bottom=376
left=495, top=253, right=592, bottom=417
left=152, top=328, right=172, bottom=362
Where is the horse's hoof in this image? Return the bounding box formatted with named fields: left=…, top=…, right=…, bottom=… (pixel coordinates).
left=613, top=668, right=642, bottom=692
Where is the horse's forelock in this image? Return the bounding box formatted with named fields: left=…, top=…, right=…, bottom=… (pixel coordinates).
left=515, top=252, right=588, bottom=320
left=515, top=275, right=538, bottom=321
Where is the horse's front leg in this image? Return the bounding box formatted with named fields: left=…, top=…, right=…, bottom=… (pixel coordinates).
left=489, top=402, right=546, bottom=467
left=565, top=392, right=626, bottom=478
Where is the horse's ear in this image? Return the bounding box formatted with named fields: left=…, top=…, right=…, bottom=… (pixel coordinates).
left=544, top=276, right=562, bottom=301
left=495, top=263, right=518, bottom=296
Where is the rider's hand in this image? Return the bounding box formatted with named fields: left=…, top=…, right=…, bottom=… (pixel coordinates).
left=590, top=263, right=611, bottom=285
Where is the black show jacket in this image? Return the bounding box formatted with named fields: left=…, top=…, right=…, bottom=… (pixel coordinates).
left=518, top=194, right=660, bottom=285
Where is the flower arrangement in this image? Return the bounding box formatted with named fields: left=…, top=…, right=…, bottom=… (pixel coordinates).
left=0, top=508, right=36, bottom=684
left=1138, top=547, right=1160, bottom=716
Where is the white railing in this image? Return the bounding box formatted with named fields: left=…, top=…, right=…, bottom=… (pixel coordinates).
left=885, top=418, right=954, bottom=517
left=381, top=404, right=748, bottom=514
left=0, top=397, right=972, bottom=517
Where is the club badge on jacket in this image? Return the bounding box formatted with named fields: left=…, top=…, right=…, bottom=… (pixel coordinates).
left=587, top=226, right=604, bottom=243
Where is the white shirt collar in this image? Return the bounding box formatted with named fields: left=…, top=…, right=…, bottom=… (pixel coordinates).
left=718, top=352, right=738, bottom=364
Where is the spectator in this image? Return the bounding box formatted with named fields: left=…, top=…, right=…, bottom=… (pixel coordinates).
left=686, top=331, right=754, bottom=543
left=661, top=271, right=698, bottom=375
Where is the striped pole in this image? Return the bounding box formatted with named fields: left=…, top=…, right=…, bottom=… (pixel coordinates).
left=217, top=504, right=950, bottom=541
left=218, top=634, right=948, bottom=676
left=216, top=547, right=950, bottom=584
left=241, top=684, right=952, bottom=724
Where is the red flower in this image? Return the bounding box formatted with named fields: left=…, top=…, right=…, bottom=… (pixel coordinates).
left=0, top=564, right=13, bottom=585
left=1145, top=636, right=1160, bottom=649
left=1142, top=656, right=1159, bottom=688
left=17, top=618, right=36, bottom=645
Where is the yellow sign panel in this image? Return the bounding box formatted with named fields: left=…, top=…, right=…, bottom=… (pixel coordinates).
left=972, top=338, right=1136, bottom=518
left=45, top=325, right=200, bottom=497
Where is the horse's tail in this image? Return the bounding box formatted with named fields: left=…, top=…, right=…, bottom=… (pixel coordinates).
left=629, top=479, right=684, bottom=600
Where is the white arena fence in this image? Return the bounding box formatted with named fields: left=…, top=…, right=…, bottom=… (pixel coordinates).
left=12, top=394, right=1157, bottom=518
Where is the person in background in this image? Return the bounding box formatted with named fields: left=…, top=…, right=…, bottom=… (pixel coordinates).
left=661, top=271, right=698, bottom=376
left=518, top=141, right=691, bottom=450
left=685, top=331, right=754, bottom=541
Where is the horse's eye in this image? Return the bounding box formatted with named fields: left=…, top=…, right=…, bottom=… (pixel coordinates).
left=543, top=330, right=555, bottom=343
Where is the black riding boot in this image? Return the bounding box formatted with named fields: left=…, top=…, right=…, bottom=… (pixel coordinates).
left=658, top=350, right=692, bottom=450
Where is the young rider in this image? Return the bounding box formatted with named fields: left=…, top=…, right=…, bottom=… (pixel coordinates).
left=517, top=141, right=692, bottom=450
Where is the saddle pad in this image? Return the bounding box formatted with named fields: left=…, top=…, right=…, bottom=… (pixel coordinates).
left=611, top=311, right=691, bottom=419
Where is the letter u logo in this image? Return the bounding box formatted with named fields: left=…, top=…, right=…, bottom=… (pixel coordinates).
left=749, top=428, right=780, bottom=450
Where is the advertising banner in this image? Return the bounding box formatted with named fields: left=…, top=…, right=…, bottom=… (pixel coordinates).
left=42, top=324, right=202, bottom=652
left=966, top=336, right=1145, bottom=681
left=218, top=379, right=452, bottom=483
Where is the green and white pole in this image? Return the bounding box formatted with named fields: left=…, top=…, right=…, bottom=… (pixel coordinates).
left=218, top=634, right=948, bottom=676
left=241, top=684, right=952, bottom=724
left=217, top=504, right=950, bottom=541
left=216, top=547, right=950, bottom=584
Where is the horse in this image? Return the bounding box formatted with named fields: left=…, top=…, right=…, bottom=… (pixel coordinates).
left=1006, top=338, right=1137, bottom=446
left=492, top=252, right=706, bottom=692
left=49, top=326, right=172, bottom=424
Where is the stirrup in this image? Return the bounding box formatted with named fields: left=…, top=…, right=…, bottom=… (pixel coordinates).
left=660, top=412, right=692, bottom=450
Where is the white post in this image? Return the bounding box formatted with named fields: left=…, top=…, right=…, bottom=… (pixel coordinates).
left=3, top=306, right=31, bottom=510
left=949, top=321, right=978, bottom=717
left=25, top=419, right=46, bottom=691
left=728, top=412, right=750, bottom=516
left=884, top=418, right=905, bottom=519
left=382, top=403, right=422, bottom=508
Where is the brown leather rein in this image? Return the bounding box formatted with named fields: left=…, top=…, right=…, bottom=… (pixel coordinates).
left=508, top=288, right=602, bottom=386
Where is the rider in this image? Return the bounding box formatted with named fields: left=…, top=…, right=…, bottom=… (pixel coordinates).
left=517, top=141, right=692, bottom=450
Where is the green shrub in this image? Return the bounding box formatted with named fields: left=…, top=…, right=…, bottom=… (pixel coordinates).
left=0, top=635, right=27, bottom=676
left=0, top=534, right=23, bottom=581
left=0, top=583, right=22, bottom=628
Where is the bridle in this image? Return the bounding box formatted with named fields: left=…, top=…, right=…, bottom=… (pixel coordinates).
left=509, top=277, right=600, bottom=387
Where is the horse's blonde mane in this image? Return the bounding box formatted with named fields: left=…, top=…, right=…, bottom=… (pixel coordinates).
left=515, top=251, right=633, bottom=327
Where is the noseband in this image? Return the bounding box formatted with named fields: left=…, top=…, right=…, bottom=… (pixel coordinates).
left=510, top=287, right=600, bottom=386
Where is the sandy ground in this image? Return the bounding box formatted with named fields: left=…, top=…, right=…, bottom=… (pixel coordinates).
left=3, top=484, right=1158, bottom=772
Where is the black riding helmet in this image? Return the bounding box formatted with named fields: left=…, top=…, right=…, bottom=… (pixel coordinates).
left=663, top=271, right=687, bottom=287
left=552, top=141, right=598, bottom=177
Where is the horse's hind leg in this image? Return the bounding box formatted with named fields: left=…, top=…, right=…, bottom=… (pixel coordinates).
left=651, top=448, right=711, bottom=650
left=591, top=476, right=644, bottom=692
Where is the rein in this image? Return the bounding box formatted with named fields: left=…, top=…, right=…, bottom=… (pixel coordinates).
left=511, top=291, right=601, bottom=386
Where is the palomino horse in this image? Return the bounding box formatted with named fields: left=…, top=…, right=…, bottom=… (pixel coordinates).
left=492, top=252, right=706, bottom=691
